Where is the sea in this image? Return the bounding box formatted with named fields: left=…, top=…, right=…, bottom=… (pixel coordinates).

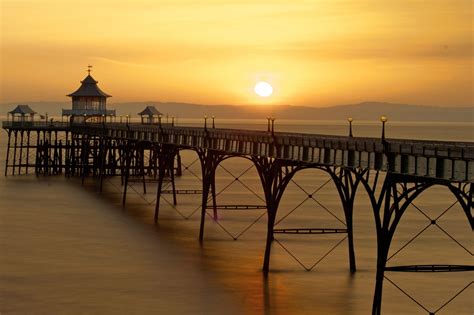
left=1, top=119, right=473, bottom=314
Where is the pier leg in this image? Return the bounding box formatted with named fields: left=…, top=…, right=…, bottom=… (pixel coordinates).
left=53, top=132, right=58, bottom=174
left=122, top=143, right=133, bottom=206
left=170, top=160, right=177, bottom=206
left=154, top=144, right=177, bottom=221
left=44, top=140, right=50, bottom=176
left=48, top=131, right=52, bottom=171
left=18, top=131, right=24, bottom=175
left=25, top=131, right=30, bottom=174
left=81, top=136, right=89, bottom=184
left=154, top=168, right=164, bottom=221
left=373, top=238, right=389, bottom=315
left=120, top=141, right=126, bottom=186
left=58, top=140, right=63, bottom=174
left=154, top=149, right=166, bottom=221
left=35, top=139, right=40, bottom=175
left=71, top=134, right=78, bottom=177
left=199, top=174, right=212, bottom=241
left=346, top=214, right=356, bottom=272
left=65, top=139, right=70, bottom=177
left=99, top=138, right=107, bottom=193
left=176, top=152, right=182, bottom=176
left=198, top=149, right=224, bottom=241
left=141, top=146, right=147, bottom=194
left=262, top=206, right=276, bottom=274
left=4, top=130, right=11, bottom=176
left=108, top=140, right=115, bottom=176
left=12, top=131, right=18, bottom=176
left=211, top=173, right=217, bottom=220
left=151, top=148, right=157, bottom=178
left=328, top=167, right=366, bottom=273
left=66, top=135, right=71, bottom=177
left=252, top=157, right=303, bottom=274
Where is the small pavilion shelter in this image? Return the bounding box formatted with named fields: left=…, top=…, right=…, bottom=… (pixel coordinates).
left=8, top=105, right=36, bottom=122
left=138, top=106, right=162, bottom=124
left=62, top=67, right=116, bottom=123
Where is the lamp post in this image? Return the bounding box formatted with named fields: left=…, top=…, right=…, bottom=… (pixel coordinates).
left=212, top=116, right=215, bottom=129
left=271, top=117, right=275, bottom=136
left=171, top=115, right=175, bottom=127
left=347, top=117, right=353, bottom=137
left=204, top=115, right=208, bottom=131
left=126, top=115, right=129, bottom=125
left=120, top=115, right=123, bottom=123
left=102, top=114, right=105, bottom=125
left=83, top=113, right=86, bottom=124
left=380, top=115, right=388, bottom=142
left=158, top=114, right=162, bottom=128
left=267, top=117, right=271, bottom=132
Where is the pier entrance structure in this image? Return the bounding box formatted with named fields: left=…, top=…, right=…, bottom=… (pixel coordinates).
left=62, top=69, right=115, bottom=123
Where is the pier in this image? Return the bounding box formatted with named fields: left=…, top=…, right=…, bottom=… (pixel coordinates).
left=2, top=119, right=473, bottom=314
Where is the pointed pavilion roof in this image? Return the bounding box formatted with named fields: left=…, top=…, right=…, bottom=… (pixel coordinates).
left=67, top=74, right=111, bottom=98
left=9, top=105, right=36, bottom=115
left=138, top=106, right=162, bottom=116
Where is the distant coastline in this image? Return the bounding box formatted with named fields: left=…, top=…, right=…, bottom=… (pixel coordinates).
left=1, top=101, right=473, bottom=122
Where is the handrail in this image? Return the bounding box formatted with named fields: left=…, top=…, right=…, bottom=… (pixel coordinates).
left=2, top=121, right=70, bottom=129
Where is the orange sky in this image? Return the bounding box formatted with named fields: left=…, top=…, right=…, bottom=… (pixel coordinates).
left=1, top=0, right=473, bottom=106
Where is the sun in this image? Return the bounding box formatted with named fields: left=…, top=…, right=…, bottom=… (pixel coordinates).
left=254, top=81, right=273, bottom=97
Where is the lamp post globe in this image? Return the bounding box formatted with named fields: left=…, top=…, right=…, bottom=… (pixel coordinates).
left=380, top=116, right=388, bottom=141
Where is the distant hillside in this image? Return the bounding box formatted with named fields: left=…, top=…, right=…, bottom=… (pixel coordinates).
left=1, top=101, right=472, bottom=122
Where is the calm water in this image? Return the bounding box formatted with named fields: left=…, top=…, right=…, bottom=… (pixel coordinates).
left=1, top=120, right=473, bottom=314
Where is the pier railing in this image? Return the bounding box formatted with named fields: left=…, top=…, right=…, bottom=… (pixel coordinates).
left=2, top=121, right=70, bottom=130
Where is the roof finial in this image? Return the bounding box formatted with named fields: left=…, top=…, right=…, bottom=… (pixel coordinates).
left=87, top=64, right=93, bottom=75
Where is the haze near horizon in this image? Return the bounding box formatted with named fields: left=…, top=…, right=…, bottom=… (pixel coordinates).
left=1, top=0, right=473, bottom=107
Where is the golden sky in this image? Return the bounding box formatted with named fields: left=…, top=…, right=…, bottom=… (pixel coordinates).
left=1, top=0, right=473, bottom=106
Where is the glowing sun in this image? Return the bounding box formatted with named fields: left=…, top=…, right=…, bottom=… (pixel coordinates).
left=254, top=81, right=273, bottom=97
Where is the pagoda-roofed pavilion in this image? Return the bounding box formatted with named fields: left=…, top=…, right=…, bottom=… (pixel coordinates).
left=62, top=67, right=116, bottom=123
left=138, top=105, right=163, bottom=124
left=8, top=105, right=36, bottom=122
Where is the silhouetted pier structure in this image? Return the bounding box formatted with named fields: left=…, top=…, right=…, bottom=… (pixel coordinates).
left=3, top=119, right=473, bottom=314
left=3, top=68, right=473, bottom=315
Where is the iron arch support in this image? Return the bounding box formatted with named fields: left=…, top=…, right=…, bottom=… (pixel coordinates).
left=447, top=183, right=473, bottom=230
left=372, top=174, right=435, bottom=315
left=325, top=166, right=368, bottom=273
left=251, top=157, right=306, bottom=274
left=197, top=149, right=232, bottom=241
